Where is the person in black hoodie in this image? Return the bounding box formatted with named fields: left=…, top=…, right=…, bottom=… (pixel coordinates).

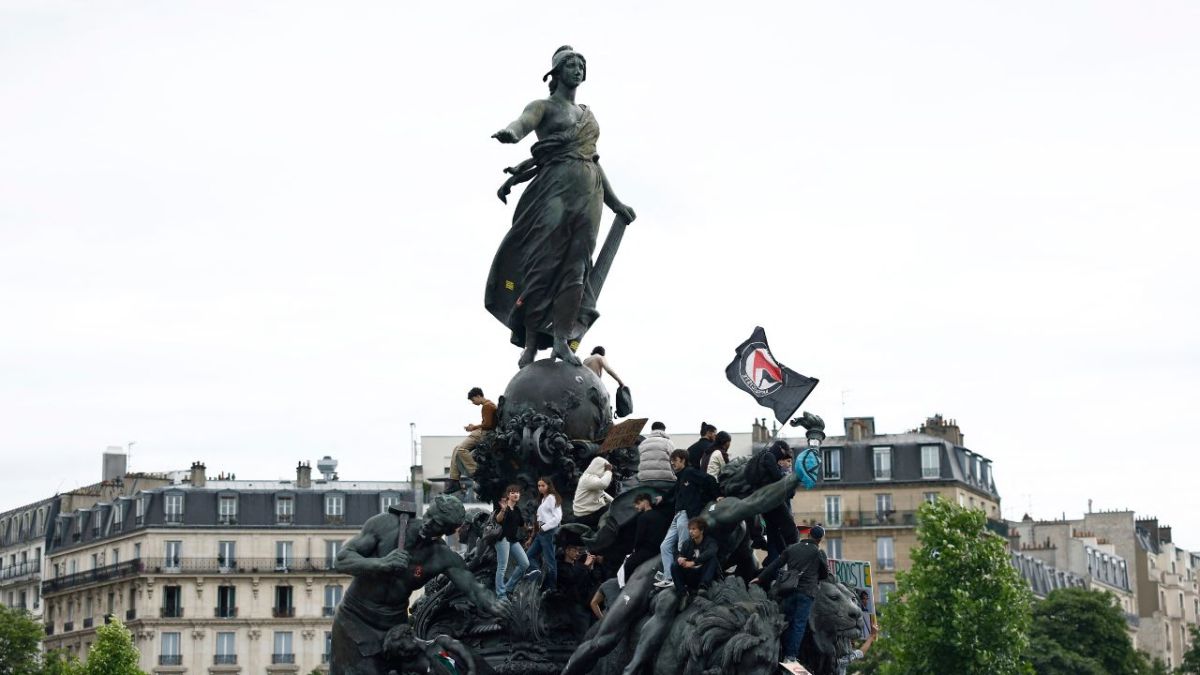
left=671, top=517, right=718, bottom=599
left=655, top=450, right=719, bottom=587
left=685, top=422, right=717, bottom=469
left=752, top=440, right=800, bottom=565
left=621, top=492, right=673, bottom=581
left=751, top=525, right=829, bottom=664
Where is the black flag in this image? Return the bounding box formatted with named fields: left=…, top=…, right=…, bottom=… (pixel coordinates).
left=725, top=326, right=819, bottom=425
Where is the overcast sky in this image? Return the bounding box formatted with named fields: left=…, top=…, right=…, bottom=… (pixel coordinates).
left=2, top=2, right=1197, bottom=544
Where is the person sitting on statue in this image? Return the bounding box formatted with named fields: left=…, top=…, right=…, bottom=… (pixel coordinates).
left=493, top=485, right=531, bottom=601
left=572, top=456, right=613, bottom=529
left=331, top=495, right=500, bottom=675
left=671, top=517, right=718, bottom=602
left=701, top=430, right=732, bottom=482
left=621, top=491, right=672, bottom=583
left=636, top=421, right=676, bottom=484
left=751, top=524, right=829, bottom=665
left=447, top=387, right=496, bottom=495
left=655, top=449, right=718, bottom=588
left=524, top=477, right=563, bottom=590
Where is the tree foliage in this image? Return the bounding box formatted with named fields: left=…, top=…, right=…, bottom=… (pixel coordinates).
left=40, top=650, right=83, bottom=675
left=79, top=620, right=145, bottom=675
left=1180, top=625, right=1200, bottom=674
left=872, top=499, right=1034, bottom=675
left=1028, top=587, right=1141, bottom=674
left=0, top=605, right=44, bottom=675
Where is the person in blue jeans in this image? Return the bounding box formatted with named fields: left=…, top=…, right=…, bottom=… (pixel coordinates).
left=751, top=525, right=829, bottom=663
left=525, top=477, right=563, bottom=590
left=494, top=484, right=530, bottom=600
left=655, top=449, right=719, bottom=588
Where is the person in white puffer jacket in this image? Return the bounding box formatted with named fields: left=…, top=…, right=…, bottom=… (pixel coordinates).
left=637, top=422, right=676, bottom=484
left=573, top=456, right=614, bottom=529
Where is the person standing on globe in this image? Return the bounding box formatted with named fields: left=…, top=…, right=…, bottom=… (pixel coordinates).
left=486, top=45, right=637, bottom=369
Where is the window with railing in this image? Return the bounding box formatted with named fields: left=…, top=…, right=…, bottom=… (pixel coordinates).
left=135, top=497, right=145, bottom=525
left=160, top=632, right=181, bottom=665
left=218, top=495, right=238, bottom=525
left=875, top=494, right=894, bottom=524
left=164, top=541, right=182, bottom=571
left=161, top=585, right=183, bottom=618
left=873, top=447, right=892, bottom=480
left=921, top=445, right=940, bottom=478
left=275, top=496, right=294, bottom=524
left=325, top=493, right=345, bottom=520
left=218, top=541, right=236, bottom=569
left=877, top=536, right=895, bottom=570
left=216, top=586, right=236, bottom=618
left=824, top=496, right=842, bottom=526
left=323, top=584, right=343, bottom=616
left=275, top=541, right=293, bottom=571
left=164, top=494, right=184, bottom=524
left=273, top=631, right=294, bottom=663
left=326, top=540, right=342, bottom=570
left=215, top=631, right=236, bottom=664
left=826, top=537, right=843, bottom=559
left=273, top=586, right=294, bottom=618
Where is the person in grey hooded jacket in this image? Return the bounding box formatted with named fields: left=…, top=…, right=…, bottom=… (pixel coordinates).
left=636, top=421, right=676, bottom=484
left=573, top=456, right=614, bottom=529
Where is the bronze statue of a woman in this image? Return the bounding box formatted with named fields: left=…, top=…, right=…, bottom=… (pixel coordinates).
left=484, top=45, right=637, bottom=369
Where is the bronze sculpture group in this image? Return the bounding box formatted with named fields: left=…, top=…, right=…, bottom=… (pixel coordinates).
left=330, top=45, right=861, bottom=675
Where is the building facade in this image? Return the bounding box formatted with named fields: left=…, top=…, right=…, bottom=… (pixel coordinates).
left=789, top=415, right=1003, bottom=604
left=0, top=497, right=55, bottom=619
left=42, top=461, right=414, bottom=674
left=1010, top=510, right=1199, bottom=667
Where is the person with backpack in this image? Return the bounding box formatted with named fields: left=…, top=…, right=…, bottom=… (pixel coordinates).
left=749, top=440, right=800, bottom=565
left=751, top=524, right=830, bottom=665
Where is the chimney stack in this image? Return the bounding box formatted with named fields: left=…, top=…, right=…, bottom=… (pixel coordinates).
left=190, top=461, right=206, bottom=488
left=297, top=461, right=312, bottom=489
left=102, top=447, right=128, bottom=482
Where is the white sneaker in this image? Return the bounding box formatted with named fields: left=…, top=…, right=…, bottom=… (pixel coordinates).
left=653, top=571, right=665, bottom=582
left=653, top=579, right=674, bottom=589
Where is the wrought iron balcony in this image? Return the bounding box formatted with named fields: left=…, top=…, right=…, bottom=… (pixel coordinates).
left=160, top=606, right=184, bottom=618
left=43, top=560, right=142, bottom=595
left=877, top=558, right=896, bottom=571
left=323, top=606, right=336, bottom=617
left=214, top=655, right=237, bottom=665
left=159, top=655, right=183, bottom=666
left=0, top=560, right=41, bottom=584
left=164, top=513, right=184, bottom=524
left=272, top=654, right=296, bottom=664
left=217, top=515, right=238, bottom=525
left=793, top=510, right=920, bottom=529
left=125, top=609, right=137, bottom=621
left=215, top=606, right=238, bottom=618
left=63, top=621, right=74, bottom=632
left=83, top=617, right=94, bottom=628
left=45, top=622, right=54, bottom=635
left=272, top=606, right=295, bottom=618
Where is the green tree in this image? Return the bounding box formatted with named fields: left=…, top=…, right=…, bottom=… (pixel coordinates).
left=40, top=650, right=82, bottom=675
left=872, top=499, right=1034, bottom=675
left=1028, top=587, right=1142, bottom=674
left=79, top=620, right=145, bottom=675
left=1180, top=625, right=1200, bottom=674
left=0, top=605, right=44, bottom=675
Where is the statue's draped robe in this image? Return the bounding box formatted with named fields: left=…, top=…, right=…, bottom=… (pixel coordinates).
left=485, top=105, right=605, bottom=349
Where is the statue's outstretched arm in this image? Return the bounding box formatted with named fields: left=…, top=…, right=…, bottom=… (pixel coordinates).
left=705, top=473, right=798, bottom=527
left=492, top=100, right=545, bottom=144
left=562, top=558, right=659, bottom=675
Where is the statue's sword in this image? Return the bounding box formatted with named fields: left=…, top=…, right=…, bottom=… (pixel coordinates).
left=583, top=213, right=630, bottom=310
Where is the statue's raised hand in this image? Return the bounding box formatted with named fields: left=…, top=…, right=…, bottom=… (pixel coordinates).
left=492, top=129, right=520, bottom=144
left=380, top=548, right=410, bottom=573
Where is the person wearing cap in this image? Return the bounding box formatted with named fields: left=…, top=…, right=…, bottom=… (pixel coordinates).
left=751, top=524, right=830, bottom=664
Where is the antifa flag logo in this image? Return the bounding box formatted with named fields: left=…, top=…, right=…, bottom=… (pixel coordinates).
left=741, top=343, right=783, bottom=396
left=725, top=326, right=820, bottom=425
